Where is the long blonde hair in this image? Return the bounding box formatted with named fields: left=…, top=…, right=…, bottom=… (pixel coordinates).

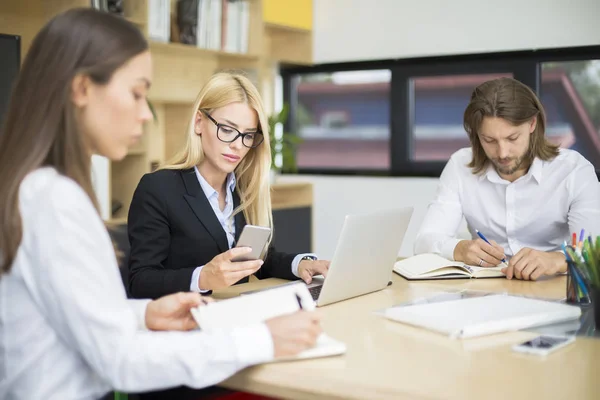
left=162, top=72, right=274, bottom=239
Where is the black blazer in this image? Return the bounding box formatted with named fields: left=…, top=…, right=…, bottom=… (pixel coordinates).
left=128, top=168, right=298, bottom=299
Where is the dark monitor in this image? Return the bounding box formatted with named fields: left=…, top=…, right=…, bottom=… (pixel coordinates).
left=0, top=34, right=20, bottom=131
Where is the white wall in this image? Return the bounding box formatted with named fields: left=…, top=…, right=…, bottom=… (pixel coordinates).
left=276, top=175, right=468, bottom=260
left=313, top=0, right=600, bottom=63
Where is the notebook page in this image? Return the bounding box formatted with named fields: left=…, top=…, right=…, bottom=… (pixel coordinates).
left=191, top=283, right=313, bottom=331
left=190, top=283, right=347, bottom=362
left=269, top=333, right=347, bottom=362
left=470, top=265, right=505, bottom=278
left=394, top=254, right=470, bottom=278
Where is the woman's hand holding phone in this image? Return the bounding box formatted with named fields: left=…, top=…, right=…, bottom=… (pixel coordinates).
left=198, top=247, right=263, bottom=290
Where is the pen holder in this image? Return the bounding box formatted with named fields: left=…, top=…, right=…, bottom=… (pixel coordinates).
left=566, top=261, right=592, bottom=305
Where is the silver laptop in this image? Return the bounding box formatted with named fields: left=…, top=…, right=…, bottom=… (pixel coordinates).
left=307, top=207, right=414, bottom=307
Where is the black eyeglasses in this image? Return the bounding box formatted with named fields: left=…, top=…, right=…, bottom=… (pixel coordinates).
left=201, top=109, right=264, bottom=148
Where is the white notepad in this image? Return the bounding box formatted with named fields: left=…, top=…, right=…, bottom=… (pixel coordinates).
left=394, top=253, right=505, bottom=280
left=191, top=283, right=346, bottom=362
left=384, top=294, right=581, bottom=339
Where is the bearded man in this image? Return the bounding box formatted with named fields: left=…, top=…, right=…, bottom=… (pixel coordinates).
left=414, top=77, right=600, bottom=281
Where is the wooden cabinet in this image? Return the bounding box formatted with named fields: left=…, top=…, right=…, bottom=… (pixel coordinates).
left=271, top=182, right=313, bottom=253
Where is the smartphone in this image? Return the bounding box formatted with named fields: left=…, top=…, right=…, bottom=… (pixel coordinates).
left=512, top=335, right=575, bottom=356
left=231, top=225, right=271, bottom=262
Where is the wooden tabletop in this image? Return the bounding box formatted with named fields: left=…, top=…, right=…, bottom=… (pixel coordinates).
left=212, top=274, right=600, bottom=400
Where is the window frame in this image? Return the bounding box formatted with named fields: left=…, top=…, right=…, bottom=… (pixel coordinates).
left=282, top=45, right=600, bottom=177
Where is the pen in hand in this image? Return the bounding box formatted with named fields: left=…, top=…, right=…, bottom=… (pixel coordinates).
left=475, top=229, right=508, bottom=265
left=295, top=293, right=304, bottom=310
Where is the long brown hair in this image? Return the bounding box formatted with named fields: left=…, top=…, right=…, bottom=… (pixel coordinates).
left=463, top=77, right=559, bottom=174
left=0, top=8, right=148, bottom=274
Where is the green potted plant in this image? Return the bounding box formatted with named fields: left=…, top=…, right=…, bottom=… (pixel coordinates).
left=268, top=104, right=303, bottom=178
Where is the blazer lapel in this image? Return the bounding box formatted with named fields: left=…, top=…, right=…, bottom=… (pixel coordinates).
left=233, top=190, right=246, bottom=243
left=180, top=168, right=229, bottom=253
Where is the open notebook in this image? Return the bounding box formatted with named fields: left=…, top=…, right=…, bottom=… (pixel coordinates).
left=190, top=283, right=346, bottom=362
left=384, top=294, right=581, bottom=339
left=394, top=253, right=505, bottom=280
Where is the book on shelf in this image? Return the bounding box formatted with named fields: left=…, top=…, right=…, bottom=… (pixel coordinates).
left=201, top=0, right=250, bottom=52
left=148, top=0, right=171, bottom=43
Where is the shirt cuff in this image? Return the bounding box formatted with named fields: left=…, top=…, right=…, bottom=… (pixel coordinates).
left=291, top=253, right=318, bottom=278
left=191, top=266, right=211, bottom=293
left=230, top=322, right=274, bottom=365
left=128, top=299, right=152, bottom=331
left=441, top=238, right=462, bottom=261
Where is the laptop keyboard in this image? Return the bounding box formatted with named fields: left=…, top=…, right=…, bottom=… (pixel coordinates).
left=308, top=285, right=323, bottom=301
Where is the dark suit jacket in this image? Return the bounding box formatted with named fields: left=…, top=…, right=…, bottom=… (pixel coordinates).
left=127, top=168, right=298, bottom=300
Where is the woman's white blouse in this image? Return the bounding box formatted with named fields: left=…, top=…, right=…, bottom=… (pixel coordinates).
left=0, top=168, right=273, bottom=400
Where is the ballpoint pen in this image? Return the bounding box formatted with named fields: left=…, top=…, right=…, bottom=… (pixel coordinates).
left=295, top=293, right=305, bottom=310
left=475, top=229, right=508, bottom=265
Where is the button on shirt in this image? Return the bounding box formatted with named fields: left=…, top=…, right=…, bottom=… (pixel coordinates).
left=414, top=148, right=600, bottom=260
left=191, top=167, right=315, bottom=292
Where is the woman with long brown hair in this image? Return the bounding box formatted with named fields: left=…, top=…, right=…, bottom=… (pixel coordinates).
left=0, top=8, right=320, bottom=399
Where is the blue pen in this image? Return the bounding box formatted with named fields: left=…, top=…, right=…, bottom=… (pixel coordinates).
left=475, top=229, right=507, bottom=263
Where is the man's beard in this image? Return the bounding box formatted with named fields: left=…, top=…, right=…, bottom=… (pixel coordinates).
left=492, top=155, right=525, bottom=175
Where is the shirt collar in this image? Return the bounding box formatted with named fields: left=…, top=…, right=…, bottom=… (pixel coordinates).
left=479, top=162, right=505, bottom=184
left=528, top=157, right=543, bottom=184
left=194, top=166, right=237, bottom=199
left=479, top=157, right=543, bottom=185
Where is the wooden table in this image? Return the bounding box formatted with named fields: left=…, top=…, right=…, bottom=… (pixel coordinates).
left=212, top=275, right=600, bottom=400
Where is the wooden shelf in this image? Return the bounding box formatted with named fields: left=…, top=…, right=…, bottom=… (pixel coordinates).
left=271, top=182, right=313, bottom=210
left=110, top=154, right=149, bottom=220
left=106, top=217, right=128, bottom=226
left=264, top=24, right=312, bottom=65
left=149, top=41, right=259, bottom=62
left=126, top=148, right=146, bottom=156
left=264, top=22, right=311, bottom=34
left=126, top=17, right=146, bottom=26
left=148, top=41, right=261, bottom=103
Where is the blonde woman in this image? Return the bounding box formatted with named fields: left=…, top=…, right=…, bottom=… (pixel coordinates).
left=127, top=72, right=329, bottom=299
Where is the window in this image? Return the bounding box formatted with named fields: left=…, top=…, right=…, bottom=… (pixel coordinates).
left=293, top=70, right=391, bottom=170
left=282, top=45, right=600, bottom=176
left=541, top=60, right=600, bottom=168
left=410, top=73, right=512, bottom=161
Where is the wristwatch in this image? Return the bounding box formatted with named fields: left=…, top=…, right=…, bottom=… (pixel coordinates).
left=300, top=255, right=317, bottom=262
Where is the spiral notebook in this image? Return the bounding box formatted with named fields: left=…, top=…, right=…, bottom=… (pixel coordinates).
left=394, top=253, right=505, bottom=280
left=190, top=283, right=346, bottom=362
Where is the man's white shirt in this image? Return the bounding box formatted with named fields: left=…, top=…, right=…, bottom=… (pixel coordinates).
left=414, top=148, right=600, bottom=260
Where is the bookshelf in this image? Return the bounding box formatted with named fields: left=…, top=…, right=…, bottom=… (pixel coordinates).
left=1, top=0, right=314, bottom=223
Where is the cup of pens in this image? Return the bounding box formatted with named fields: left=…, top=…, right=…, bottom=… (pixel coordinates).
left=563, top=231, right=600, bottom=328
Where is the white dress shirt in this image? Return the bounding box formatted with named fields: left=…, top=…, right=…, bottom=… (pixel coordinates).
left=414, top=148, right=600, bottom=260
left=0, top=168, right=274, bottom=400
left=190, top=166, right=315, bottom=292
